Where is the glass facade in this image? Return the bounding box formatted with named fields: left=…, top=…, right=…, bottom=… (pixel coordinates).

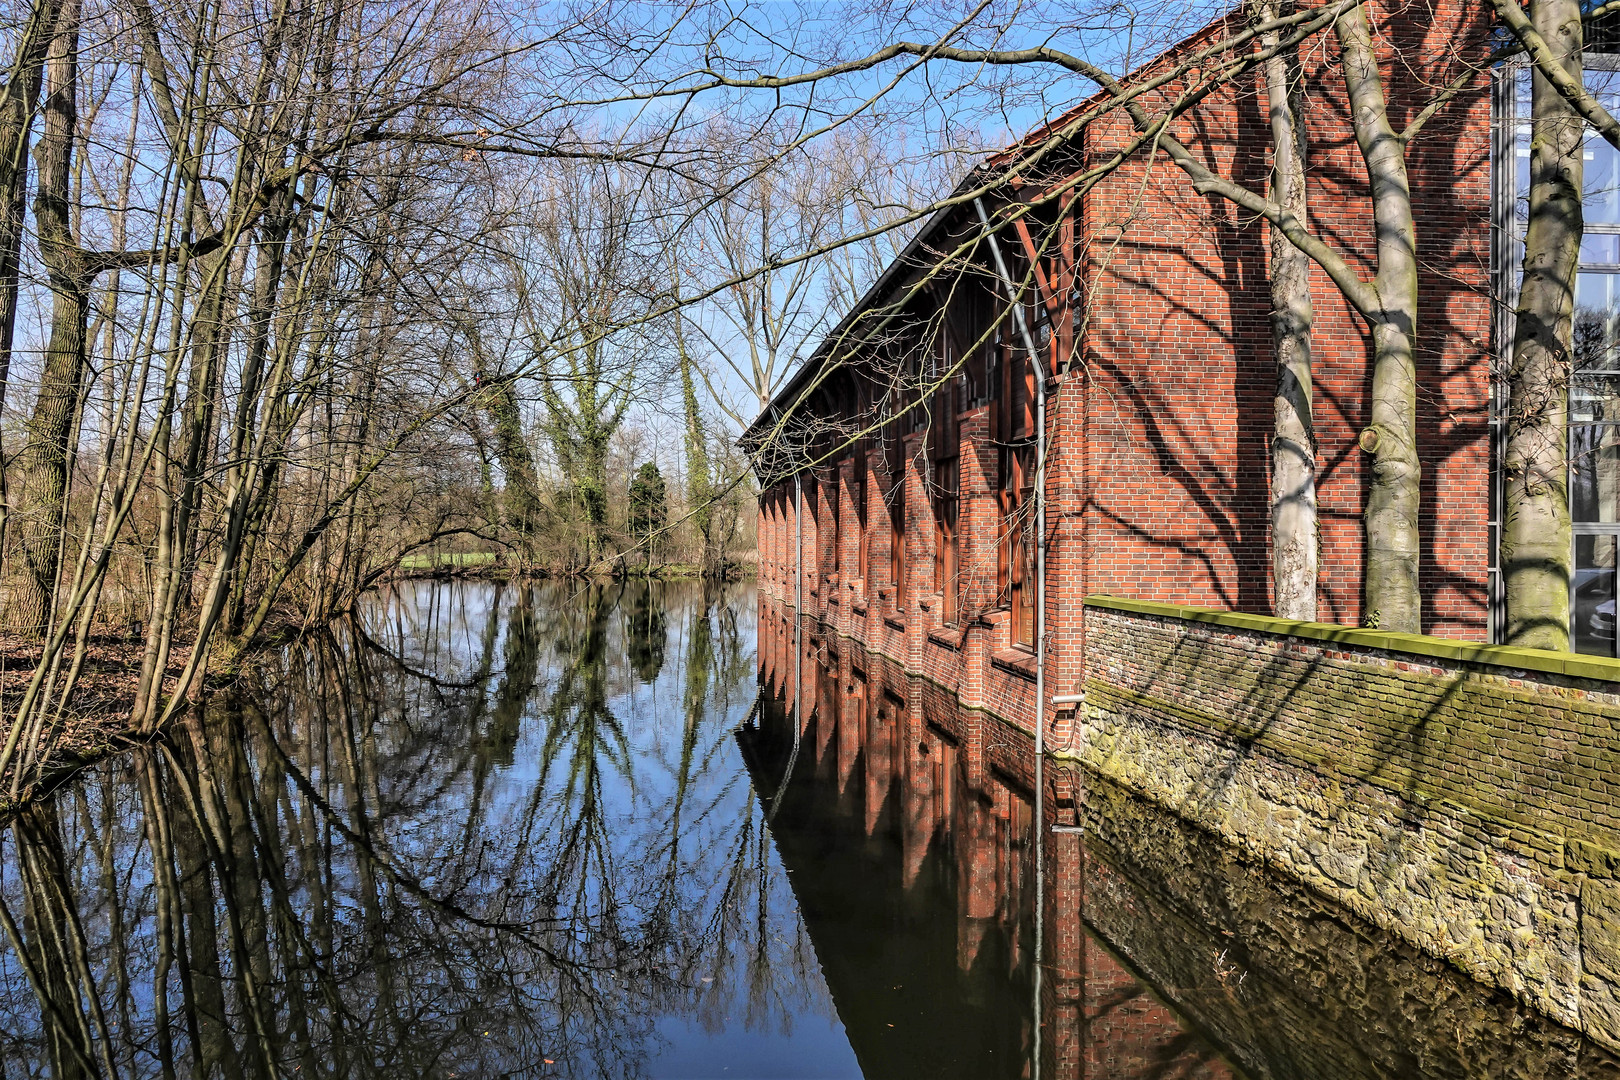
left=1504, top=64, right=1620, bottom=655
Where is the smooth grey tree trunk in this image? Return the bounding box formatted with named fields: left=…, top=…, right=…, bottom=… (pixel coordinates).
left=1504, top=0, right=1582, bottom=651
left=1258, top=0, right=1318, bottom=622
left=1337, top=3, right=1423, bottom=633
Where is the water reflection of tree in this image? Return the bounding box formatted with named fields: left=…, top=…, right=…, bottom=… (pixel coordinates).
left=624, top=580, right=668, bottom=685
left=642, top=588, right=823, bottom=1038
left=0, top=580, right=829, bottom=1079
left=530, top=586, right=637, bottom=950
left=0, top=801, right=117, bottom=1080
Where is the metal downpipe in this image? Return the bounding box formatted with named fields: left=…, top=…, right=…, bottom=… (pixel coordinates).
left=975, top=196, right=1047, bottom=1080
left=794, top=472, right=804, bottom=755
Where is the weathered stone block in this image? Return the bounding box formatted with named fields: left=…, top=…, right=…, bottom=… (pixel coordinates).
left=1320, top=833, right=1367, bottom=886
left=1569, top=837, right=1620, bottom=879
left=1583, top=973, right=1620, bottom=1050
left=1585, top=879, right=1620, bottom=987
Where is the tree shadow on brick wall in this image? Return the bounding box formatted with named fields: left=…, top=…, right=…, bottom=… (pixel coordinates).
left=1084, top=217, right=1270, bottom=614
left=1148, top=638, right=1325, bottom=820
left=1344, top=666, right=1473, bottom=878
left=1083, top=4, right=1492, bottom=634
left=1082, top=77, right=1312, bottom=616
left=1135, top=616, right=1481, bottom=900
left=1301, top=1, right=1494, bottom=636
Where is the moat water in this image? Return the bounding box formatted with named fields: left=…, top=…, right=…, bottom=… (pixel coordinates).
left=0, top=580, right=1615, bottom=1078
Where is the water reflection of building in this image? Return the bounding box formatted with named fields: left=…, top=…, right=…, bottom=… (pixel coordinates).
left=753, top=602, right=1620, bottom=1080
left=748, top=602, right=1235, bottom=1079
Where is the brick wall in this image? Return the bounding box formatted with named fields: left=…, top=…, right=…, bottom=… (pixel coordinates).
left=1072, top=0, right=1493, bottom=634
left=1079, top=599, right=1620, bottom=1050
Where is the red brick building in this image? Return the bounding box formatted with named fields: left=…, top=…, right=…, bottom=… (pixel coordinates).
left=746, top=1, right=1615, bottom=731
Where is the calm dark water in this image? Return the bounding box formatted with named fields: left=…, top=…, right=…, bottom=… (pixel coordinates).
left=0, top=581, right=1616, bottom=1079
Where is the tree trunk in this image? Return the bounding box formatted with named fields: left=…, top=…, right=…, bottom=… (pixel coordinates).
left=0, top=0, right=63, bottom=382
left=0, top=0, right=62, bottom=441
left=679, top=343, right=717, bottom=575
left=1505, top=0, right=1582, bottom=651
left=1337, top=2, right=1423, bottom=633
left=175, top=252, right=233, bottom=598
left=220, top=199, right=297, bottom=639
left=580, top=433, right=610, bottom=567
left=1259, top=0, right=1318, bottom=622
left=1134, top=1, right=1426, bottom=632
left=6, top=0, right=85, bottom=637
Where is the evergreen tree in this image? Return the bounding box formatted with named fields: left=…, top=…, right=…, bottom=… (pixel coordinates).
left=628, top=462, right=668, bottom=567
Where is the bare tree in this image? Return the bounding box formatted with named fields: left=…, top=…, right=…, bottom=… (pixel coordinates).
left=7, top=0, right=87, bottom=636
left=682, top=123, right=927, bottom=426
left=1255, top=0, right=1317, bottom=622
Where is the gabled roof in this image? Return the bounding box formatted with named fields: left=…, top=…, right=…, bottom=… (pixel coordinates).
left=739, top=164, right=987, bottom=449
left=740, top=5, right=1244, bottom=454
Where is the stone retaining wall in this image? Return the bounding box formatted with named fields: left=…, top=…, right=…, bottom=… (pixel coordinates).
left=1076, top=596, right=1620, bottom=1050
left=1076, top=772, right=1610, bottom=1078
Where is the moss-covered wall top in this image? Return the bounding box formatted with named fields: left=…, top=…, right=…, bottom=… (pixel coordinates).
left=1082, top=597, right=1620, bottom=871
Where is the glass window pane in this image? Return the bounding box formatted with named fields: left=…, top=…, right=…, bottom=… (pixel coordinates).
left=1573, top=376, right=1620, bottom=424
left=1015, top=523, right=1035, bottom=647
left=1587, top=134, right=1620, bottom=226
left=1516, top=69, right=1620, bottom=228
left=1516, top=126, right=1530, bottom=228
left=1589, top=70, right=1620, bottom=226
left=1583, top=233, right=1620, bottom=265
left=1572, top=425, right=1620, bottom=521
left=1575, top=535, right=1618, bottom=657
left=1575, top=272, right=1620, bottom=374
